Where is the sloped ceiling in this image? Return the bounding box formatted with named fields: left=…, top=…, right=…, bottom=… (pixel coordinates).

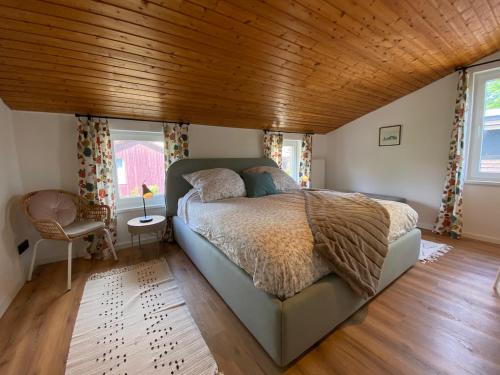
left=0, top=0, right=499, bottom=134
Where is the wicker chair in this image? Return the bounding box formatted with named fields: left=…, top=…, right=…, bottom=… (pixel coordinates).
left=22, top=190, right=118, bottom=290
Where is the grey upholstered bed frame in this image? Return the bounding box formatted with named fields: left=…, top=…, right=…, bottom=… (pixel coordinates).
left=167, top=158, right=421, bottom=366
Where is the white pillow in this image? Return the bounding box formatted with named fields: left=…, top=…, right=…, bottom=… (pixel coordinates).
left=182, top=168, right=246, bottom=202
left=243, top=166, right=299, bottom=192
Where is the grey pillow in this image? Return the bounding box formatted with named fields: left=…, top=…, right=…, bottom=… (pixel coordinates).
left=243, top=166, right=299, bottom=192
left=183, top=168, right=246, bottom=202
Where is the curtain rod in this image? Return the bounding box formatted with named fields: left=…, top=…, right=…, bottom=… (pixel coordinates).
left=76, top=113, right=314, bottom=134
left=74, top=113, right=187, bottom=124
left=264, top=129, right=315, bottom=135
left=455, top=58, right=500, bottom=71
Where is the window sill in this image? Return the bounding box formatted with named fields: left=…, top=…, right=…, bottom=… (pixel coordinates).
left=116, top=204, right=166, bottom=214
left=464, top=180, right=500, bottom=187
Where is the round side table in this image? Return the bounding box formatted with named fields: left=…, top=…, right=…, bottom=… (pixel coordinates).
left=127, top=215, right=166, bottom=249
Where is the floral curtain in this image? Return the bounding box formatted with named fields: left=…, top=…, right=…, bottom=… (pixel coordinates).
left=263, top=132, right=283, bottom=168
left=299, top=134, right=313, bottom=188
left=162, top=122, right=189, bottom=242
left=77, top=118, right=117, bottom=258
left=434, top=70, right=469, bottom=239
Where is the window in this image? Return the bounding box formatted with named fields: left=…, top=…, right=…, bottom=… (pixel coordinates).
left=467, top=68, right=500, bottom=183
left=282, top=139, right=301, bottom=182
left=111, top=130, right=165, bottom=211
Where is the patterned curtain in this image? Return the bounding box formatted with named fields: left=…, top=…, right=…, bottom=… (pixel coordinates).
left=263, top=132, right=283, bottom=168
left=299, top=134, right=313, bottom=188
left=434, top=70, right=469, bottom=239
left=77, top=118, right=117, bottom=258
left=162, top=122, right=189, bottom=242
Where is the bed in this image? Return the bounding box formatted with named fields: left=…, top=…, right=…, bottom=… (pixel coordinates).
left=167, top=158, right=421, bottom=366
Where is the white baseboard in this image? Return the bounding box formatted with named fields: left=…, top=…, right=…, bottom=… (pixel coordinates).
left=417, top=221, right=434, bottom=231
left=463, top=232, right=500, bottom=245
left=417, top=223, right=500, bottom=245
left=0, top=278, right=24, bottom=318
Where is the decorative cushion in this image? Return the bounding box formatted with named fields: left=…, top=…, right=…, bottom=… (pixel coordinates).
left=28, top=191, right=77, bottom=227
left=243, top=166, right=299, bottom=192
left=64, top=221, right=105, bottom=238
left=182, top=168, right=246, bottom=202
left=240, top=172, right=277, bottom=198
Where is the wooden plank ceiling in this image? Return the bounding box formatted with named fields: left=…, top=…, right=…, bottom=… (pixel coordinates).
left=0, top=1, right=499, bottom=134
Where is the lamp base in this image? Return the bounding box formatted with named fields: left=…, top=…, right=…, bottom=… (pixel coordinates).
left=140, top=216, right=153, bottom=223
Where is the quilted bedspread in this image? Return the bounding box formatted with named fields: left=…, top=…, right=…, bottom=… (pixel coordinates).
left=304, top=190, right=390, bottom=298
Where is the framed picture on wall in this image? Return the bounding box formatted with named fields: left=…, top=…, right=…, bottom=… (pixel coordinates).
left=379, top=125, right=401, bottom=146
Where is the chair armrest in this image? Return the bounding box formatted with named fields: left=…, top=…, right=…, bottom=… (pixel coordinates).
left=33, top=219, right=69, bottom=241
left=82, top=204, right=111, bottom=226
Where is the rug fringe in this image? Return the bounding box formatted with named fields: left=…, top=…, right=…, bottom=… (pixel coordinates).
left=420, top=244, right=453, bottom=264
left=88, top=257, right=167, bottom=280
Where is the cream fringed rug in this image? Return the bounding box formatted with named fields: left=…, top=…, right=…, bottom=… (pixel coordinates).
left=66, top=258, right=220, bottom=375
left=419, top=240, right=453, bottom=263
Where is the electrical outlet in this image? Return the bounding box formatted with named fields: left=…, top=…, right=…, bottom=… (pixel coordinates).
left=17, top=239, right=29, bottom=255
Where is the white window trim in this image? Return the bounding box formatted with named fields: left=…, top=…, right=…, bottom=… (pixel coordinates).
left=115, top=158, right=127, bottom=185
left=283, top=139, right=301, bottom=183
left=110, top=130, right=166, bottom=213
left=465, top=68, right=500, bottom=185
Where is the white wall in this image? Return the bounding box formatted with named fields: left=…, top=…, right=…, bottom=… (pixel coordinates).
left=0, top=100, right=26, bottom=317
left=189, top=125, right=263, bottom=158
left=12, top=112, right=78, bottom=192
left=326, top=52, right=500, bottom=243
left=326, top=74, right=456, bottom=229
left=11, top=112, right=85, bottom=265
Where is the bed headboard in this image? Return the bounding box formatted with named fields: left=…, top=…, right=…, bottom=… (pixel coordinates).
left=166, top=158, right=278, bottom=216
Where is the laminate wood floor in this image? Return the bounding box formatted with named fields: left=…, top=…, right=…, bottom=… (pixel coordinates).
left=0, top=232, right=499, bottom=375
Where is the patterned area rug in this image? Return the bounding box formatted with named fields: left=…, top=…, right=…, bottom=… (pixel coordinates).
left=66, top=258, right=219, bottom=375
left=419, top=240, right=453, bottom=263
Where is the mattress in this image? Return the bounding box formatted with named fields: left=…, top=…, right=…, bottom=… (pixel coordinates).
left=177, top=190, right=418, bottom=298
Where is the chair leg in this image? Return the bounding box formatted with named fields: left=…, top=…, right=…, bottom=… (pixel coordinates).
left=27, top=238, right=44, bottom=281
left=103, top=229, right=118, bottom=261
left=67, top=242, right=73, bottom=291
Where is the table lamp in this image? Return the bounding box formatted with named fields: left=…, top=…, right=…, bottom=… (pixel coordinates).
left=140, top=183, right=154, bottom=223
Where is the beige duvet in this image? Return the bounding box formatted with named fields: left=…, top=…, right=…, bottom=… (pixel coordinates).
left=178, top=190, right=418, bottom=299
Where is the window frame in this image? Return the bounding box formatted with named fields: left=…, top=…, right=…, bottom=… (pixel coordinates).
left=110, top=130, right=166, bottom=212
left=282, top=139, right=301, bottom=183
left=115, top=158, right=127, bottom=185
left=466, top=68, right=500, bottom=185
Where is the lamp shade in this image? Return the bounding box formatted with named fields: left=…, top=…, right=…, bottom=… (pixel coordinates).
left=142, top=183, right=154, bottom=199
